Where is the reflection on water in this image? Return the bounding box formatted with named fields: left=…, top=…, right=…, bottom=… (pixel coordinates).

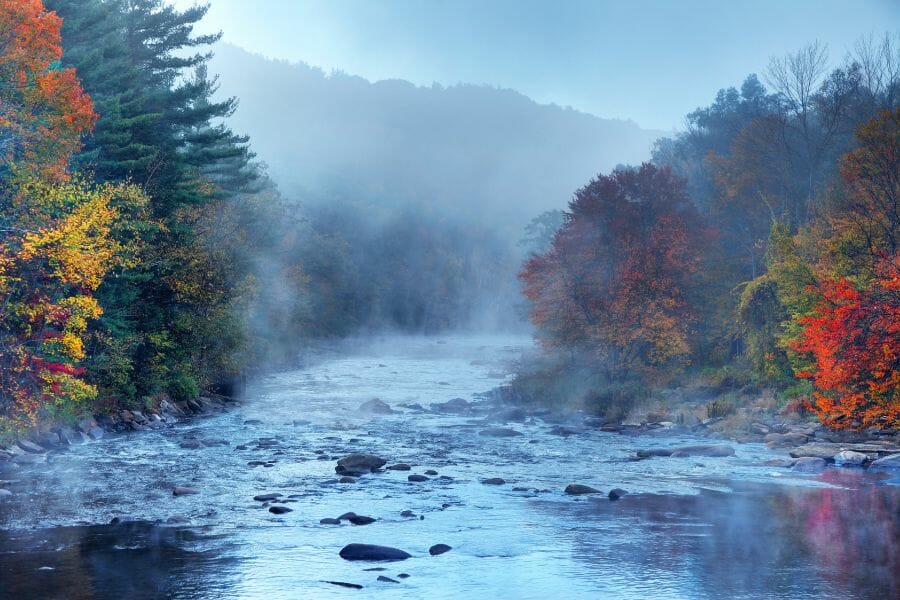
left=0, top=336, right=897, bottom=599
left=0, top=522, right=238, bottom=600
left=548, top=475, right=898, bottom=599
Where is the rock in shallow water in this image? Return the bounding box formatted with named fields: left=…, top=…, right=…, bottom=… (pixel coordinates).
left=320, top=518, right=341, bottom=525
left=172, top=486, right=199, bottom=496
left=269, top=505, right=293, bottom=514
left=869, top=453, right=900, bottom=470
left=253, top=493, right=282, bottom=502
left=348, top=515, right=376, bottom=525
left=408, top=474, right=429, bottom=482
left=429, top=544, right=452, bottom=556
left=478, top=427, right=523, bottom=438
left=608, top=488, right=627, bottom=501
left=335, top=453, right=387, bottom=476
left=565, top=484, right=602, bottom=495
left=358, top=398, right=394, bottom=415
left=377, top=575, right=399, bottom=583
left=387, top=463, right=411, bottom=471
left=325, top=581, right=363, bottom=589
left=481, top=477, right=506, bottom=485
left=339, top=543, right=411, bottom=561
left=834, top=450, right=869, bottom=466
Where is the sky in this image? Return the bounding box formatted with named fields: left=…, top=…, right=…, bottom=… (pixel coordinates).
left=172, top=0, right=899, bottom=131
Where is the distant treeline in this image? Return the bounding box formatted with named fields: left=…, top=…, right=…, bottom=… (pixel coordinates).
left=520, top=38, right=899, bottom=430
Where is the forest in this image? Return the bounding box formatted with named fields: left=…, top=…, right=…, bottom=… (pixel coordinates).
left=0, top=0, right=897, bottom=440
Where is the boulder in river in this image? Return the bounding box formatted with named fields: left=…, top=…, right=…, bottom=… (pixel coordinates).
left=16, top=439, right=46, bottom=454
left=478, top=427, right=523, bottom=438
left=565, top=484, right=602, bottom=495
left=429, top=544, right=452, bottom=556
left=335, top=453, right=387, bottom=476
left=669, top=445, right=735, bottom=458
left=481, top=477, right=506, bottom=485
left=172, top=486, right=199, bottom=496
left=792, top=457, right=827, bottom=473
left=869, top=453, right=900, bottom=470
left=348, top=515, right=376, bottom=525
left=253, top=493, right=283, bottom=502
left=339, top=476, right=356, bottom=483
left=833, top=450, right=869, bottom=466
left=387, top=463, right=411, bottom=471
left=408, top=474, right=429, bottom=482
left=320, top=518, right=341, bottom=525
left=608, top=488, right=627, bottom=501
left=339, top=543, right=412, bottom=561
left=358, top=398, right=395, bottom=415
left=789, top=443, right=842, bottom=460
left=636, top=448, right=673, bottom=458
left=337, top=512, right=358, bottom=521
left=0, top=489, right=12, bottom=498
left=269, top=506, right=293, bottom=514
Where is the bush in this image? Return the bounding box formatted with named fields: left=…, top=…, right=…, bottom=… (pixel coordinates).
left=167, top=373, right=200, bottom=402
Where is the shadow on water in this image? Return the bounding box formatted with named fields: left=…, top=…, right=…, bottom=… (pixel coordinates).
left=0, top=521, right=238, bottom=600
left=538, top=471, right=899, bottom=600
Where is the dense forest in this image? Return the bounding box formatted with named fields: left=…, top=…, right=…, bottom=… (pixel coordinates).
left=0, top=0, right=897, bottom=439
left=519, top=38, right=899, bottom=430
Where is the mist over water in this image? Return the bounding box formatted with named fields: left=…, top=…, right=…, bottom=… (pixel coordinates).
left=1, top=337, right=896, bottom=599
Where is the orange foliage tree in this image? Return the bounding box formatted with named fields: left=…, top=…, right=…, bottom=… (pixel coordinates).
left=520, top=164, right=706, bottom=381
left=791, top=257, right=900, bottom=429
left=0, top=0, right=96, bottom=180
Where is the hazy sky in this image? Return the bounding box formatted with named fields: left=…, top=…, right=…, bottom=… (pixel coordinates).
left=173, top=0, right=898, bottom=131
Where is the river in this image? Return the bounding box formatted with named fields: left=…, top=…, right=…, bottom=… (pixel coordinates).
left=0, top=335, right=897, bottom=599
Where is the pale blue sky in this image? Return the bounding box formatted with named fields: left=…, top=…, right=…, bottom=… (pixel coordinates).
left=173, top=0, right=899, bottom=130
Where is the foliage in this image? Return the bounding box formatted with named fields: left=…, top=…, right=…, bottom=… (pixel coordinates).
left=520, top=164, right=706, bottom=382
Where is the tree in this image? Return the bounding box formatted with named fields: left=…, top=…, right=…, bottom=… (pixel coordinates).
left=0, top=0, right=96, bottom=181
left=520, top=164, right=706, bottom=381
left=791, top=257, right=899, bottom=429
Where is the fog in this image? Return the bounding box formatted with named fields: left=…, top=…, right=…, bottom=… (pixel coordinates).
left=206, top=43, right=661, bottom=335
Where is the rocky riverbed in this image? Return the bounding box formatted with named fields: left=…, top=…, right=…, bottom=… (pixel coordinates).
left=0, top=335, right=898, bottom=599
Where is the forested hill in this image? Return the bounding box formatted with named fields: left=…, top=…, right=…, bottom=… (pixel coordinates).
left=210, top=44, right=663, bottom=232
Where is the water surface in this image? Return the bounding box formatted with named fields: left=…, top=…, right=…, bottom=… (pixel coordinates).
left=1, top=336, right=897, bottom=599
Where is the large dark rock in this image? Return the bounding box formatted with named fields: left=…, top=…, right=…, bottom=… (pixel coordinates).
left=408, top=474, right=429, bottom=482
left=636, top=448, right=674, bottom=458
left=429, top=544, right=452, bottom=556
left=608, top=488, right=627, bottom=501
left=478, top=427, right=523, bottom=438
left=16, top=439, right=46, bottom=454
left=359, top=398, right=395, bottom=415
left=339, top=543, right=412, bottom=561
left=565, top=484, right=602, bottom=495
left=253, top=493, right=283, bottom=502
left=336, top=453, right=387, bottom=476
left=348, top=515, right=376, bottom=525
left=481, top=477, right=506, bottom=485
left=387, top=463, right=411, bottom=471
left=320, top=518, right=341, bottom=525
left=269, top=506, right=293, bottom=514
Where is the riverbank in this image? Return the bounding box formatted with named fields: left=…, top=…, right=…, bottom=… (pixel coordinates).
left=0, top=393, right=237, bottom=466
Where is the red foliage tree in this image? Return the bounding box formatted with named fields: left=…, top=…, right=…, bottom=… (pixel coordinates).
left=520, top=164, right=706, bottom=380
left=791, top=257, right=900, bottom=429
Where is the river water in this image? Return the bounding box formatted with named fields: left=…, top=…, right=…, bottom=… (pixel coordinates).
left=0, top=335, right=897, bottom=599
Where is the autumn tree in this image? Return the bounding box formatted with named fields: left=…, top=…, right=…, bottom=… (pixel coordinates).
left=521, top=164, right=706, bottom=382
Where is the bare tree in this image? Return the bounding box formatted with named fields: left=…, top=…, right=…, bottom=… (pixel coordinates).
left=849, top=32, right=900, bottom=110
